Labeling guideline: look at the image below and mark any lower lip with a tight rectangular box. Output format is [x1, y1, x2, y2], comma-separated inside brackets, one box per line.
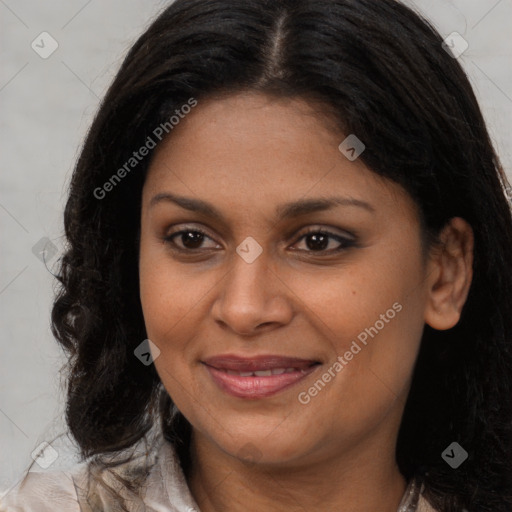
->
[203, 364, 320, 399]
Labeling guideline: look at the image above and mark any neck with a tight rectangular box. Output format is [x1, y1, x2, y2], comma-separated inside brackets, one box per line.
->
[186, 432, 408, 512]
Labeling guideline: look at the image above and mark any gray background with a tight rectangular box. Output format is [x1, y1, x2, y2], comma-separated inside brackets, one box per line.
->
[1, 0, 511, 494]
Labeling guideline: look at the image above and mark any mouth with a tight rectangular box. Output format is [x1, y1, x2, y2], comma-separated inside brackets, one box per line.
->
[202, 355, 321, 399]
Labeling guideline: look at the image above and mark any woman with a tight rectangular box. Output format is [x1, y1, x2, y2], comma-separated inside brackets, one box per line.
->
[2, 0, 511, 511]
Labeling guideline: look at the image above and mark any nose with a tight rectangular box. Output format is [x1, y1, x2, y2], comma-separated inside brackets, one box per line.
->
[210, 249, 294, 337]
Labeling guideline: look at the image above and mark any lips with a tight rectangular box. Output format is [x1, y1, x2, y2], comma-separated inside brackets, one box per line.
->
[203, 355, 318, 372]
[202, 355, 320, 399]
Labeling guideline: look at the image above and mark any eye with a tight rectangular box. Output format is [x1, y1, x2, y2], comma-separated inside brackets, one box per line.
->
[291, 228, 356, 254]
[163, 225, 356, 255]
[164, 226, 219, 251]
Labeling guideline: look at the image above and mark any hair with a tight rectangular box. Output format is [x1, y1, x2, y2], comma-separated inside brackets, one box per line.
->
[47, 0, 512, 510]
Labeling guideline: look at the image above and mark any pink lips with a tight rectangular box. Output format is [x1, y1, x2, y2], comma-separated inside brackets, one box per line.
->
[202, 355, 320, 399]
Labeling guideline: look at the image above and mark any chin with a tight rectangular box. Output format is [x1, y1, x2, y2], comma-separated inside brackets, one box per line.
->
[210, 426, 313, 466]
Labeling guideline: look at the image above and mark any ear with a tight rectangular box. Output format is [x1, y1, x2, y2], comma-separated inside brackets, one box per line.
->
[424, 217, 474, 330]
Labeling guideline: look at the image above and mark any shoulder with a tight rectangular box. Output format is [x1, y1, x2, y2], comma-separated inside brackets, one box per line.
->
[417, 491, 441, 512]
[400, 478, 442, 512]
[0, 466, 87, 512]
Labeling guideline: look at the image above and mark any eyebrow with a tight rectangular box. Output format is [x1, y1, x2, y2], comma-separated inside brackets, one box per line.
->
[149, 192, 375, 221]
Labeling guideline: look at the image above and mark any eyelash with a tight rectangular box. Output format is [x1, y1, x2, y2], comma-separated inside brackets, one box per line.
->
[163, 225, 356, 255]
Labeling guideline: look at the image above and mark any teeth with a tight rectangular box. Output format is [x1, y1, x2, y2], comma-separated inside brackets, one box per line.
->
[222, 367, 301, 376]
[254, 370, 272, 377]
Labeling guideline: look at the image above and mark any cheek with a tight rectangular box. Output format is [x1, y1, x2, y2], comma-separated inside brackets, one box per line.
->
[138, 245, 220, 402]
[139, 251, 200, 400]
[295, 233, 425, 394]
[139, 241, 207, 343]
[287, 246, 422, 347]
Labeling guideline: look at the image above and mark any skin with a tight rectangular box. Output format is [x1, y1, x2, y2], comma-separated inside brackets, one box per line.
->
[139, 91, 474, 512]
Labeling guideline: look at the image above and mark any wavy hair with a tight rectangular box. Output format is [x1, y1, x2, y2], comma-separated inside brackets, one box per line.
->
[49, 0, 512, 510]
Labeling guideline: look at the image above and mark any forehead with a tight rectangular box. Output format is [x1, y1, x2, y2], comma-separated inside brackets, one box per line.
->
[142, 92, 415, 221]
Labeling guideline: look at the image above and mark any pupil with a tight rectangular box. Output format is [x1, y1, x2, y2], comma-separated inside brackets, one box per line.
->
[182, 231, 204, 249]
[307, 233, 328, 251]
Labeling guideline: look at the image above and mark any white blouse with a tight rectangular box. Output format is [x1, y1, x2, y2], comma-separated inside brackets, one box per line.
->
[1, 437, 439, 512]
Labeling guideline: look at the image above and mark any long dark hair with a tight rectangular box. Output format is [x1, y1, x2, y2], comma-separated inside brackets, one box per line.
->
[49, 0, 512, 510]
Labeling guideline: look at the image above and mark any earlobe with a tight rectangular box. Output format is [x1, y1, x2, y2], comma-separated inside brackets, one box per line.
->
[424, 217, 474, 331]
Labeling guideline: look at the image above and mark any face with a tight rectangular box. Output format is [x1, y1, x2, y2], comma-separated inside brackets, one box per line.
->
[139, 92, 433, 467]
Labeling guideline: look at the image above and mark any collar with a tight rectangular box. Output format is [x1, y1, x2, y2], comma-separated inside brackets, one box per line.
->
[144, 439, 436, 512]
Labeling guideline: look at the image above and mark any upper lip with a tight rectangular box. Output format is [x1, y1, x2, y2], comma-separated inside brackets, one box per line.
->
[202, 355, 320, 372]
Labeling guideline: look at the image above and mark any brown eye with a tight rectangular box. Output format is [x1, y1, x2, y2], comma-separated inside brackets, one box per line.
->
[179, 231, 204, 249]
[292, 229, 355, 253]
[164, 227, 219, 251]
[163, 226, 355, 256]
